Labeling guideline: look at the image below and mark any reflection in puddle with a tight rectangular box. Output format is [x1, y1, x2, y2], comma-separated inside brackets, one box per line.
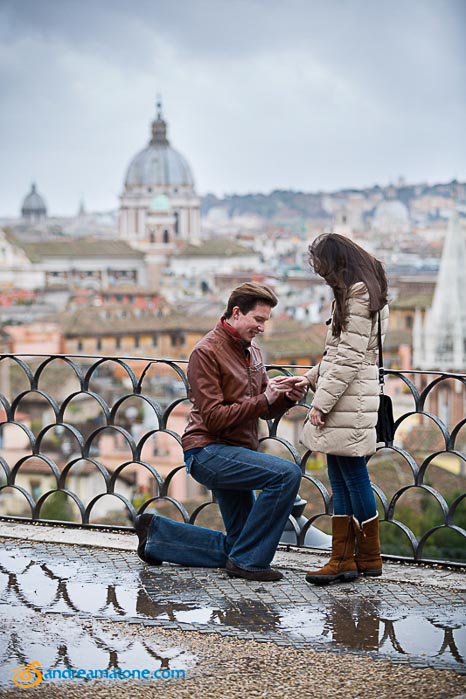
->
[0, 543, 465, 682]
[0, 607, 195, 688]
[279, 600, 381, 650]
[279, 600, 466, 668]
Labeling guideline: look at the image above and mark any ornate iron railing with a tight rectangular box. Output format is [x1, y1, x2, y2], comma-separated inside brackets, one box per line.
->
[0, 353, 465, 565]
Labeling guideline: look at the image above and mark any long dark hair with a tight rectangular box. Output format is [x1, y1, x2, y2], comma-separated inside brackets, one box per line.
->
[308, 233, 388, 336]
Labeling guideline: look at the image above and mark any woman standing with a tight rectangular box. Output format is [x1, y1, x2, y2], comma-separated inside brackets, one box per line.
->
[301, 233, 389, 585]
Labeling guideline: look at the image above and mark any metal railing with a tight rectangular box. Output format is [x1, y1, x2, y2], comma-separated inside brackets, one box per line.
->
[0, 353, 465, 565]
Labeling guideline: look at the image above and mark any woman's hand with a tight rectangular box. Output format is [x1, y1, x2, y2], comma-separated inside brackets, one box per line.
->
[309, 406, 326, 426]
[285, 376, 309, 401]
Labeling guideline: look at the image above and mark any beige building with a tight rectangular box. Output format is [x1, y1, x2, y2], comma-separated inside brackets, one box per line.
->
[62, 305, 216, 360]
[166, 239, 261, 295]
[119, 100, 201, 287]
[0, 233, 147, 291]
[0, 228, 42, 289]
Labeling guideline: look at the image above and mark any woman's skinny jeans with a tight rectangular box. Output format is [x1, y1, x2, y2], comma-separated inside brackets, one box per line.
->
[327, 454, 377, 523]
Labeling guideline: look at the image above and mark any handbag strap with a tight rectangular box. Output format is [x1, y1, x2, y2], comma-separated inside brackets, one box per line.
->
[377, 312, 385, 391]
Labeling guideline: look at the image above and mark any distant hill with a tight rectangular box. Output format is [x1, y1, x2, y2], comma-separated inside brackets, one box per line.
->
[201, 180, 465, 221]
[201, 190, 330, 220]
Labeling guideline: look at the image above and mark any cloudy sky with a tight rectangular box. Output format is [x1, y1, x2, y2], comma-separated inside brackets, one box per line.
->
[0, 0, 465, 216]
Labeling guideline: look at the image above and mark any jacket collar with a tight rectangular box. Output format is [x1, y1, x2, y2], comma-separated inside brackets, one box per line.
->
[219, 317, 251, 344]
[218, 318, 252, 362]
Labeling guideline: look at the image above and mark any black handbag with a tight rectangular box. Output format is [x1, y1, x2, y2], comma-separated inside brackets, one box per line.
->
[376, 313, 395, 444]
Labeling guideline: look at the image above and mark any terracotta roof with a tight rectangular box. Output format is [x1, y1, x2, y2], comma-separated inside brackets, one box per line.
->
[391, 292, 433, 310]
[178, 240, 255, 257]
[63, 308, 217, 337]
[20, 238, 145, 261]
[384, 328, 413, 348]
[259, 321, 327, 360]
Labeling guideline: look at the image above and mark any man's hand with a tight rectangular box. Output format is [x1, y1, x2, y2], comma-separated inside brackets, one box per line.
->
[265, 376, 308, 403]
[264, 376, 293, 403]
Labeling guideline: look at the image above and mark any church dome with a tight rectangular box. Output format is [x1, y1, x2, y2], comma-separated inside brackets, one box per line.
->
[21, 183, 47, 220]
[124, 103, 194, 189]
[373, 199, 410, 234]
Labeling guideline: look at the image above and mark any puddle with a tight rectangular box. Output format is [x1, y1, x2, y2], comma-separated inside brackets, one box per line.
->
[278, 601, 466, 667]
[0, 607, 196, 689]
[0, 542, 465, 681]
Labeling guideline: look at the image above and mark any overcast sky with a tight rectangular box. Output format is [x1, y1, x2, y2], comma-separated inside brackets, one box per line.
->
[0, 0, 465, 216]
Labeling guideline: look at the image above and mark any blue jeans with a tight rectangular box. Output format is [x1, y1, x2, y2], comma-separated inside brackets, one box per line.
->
[144, 444, 302, 571]
[327, 454, 377, 523]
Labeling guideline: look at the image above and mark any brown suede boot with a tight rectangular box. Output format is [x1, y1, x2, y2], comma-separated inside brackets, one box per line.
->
[305, 515, 359, 586]
[353, 514, 382, 577]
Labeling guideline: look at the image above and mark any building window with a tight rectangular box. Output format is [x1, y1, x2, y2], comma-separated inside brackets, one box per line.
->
[134, 336, 140, 348]
[96, 339, 102, 351]
[77, 340, 83, 352]
[152, 335, 158, 347]
[116, 337, 121, 350]
[163, 230, 170, 244]
[169, 333, 185, 348]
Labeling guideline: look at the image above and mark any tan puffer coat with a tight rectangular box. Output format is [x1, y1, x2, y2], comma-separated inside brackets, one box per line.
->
[300, 282, 389, 457]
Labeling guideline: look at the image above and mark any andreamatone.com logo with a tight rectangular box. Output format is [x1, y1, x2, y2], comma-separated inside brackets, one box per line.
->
[11, 661, 186, 689]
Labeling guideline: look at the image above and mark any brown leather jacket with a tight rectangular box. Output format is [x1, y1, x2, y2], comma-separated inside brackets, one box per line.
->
[182, 322, 292, 451]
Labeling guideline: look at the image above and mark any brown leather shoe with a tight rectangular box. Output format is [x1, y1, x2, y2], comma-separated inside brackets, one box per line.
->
[225, 559, 283, 581]
[134, 514, 162, 565]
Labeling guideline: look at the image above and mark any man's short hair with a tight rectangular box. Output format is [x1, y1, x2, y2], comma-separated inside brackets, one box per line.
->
[224, 282, 278, 318]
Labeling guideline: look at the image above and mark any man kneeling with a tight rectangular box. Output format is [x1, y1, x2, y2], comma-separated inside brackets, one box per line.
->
[135, 282, 307, 581]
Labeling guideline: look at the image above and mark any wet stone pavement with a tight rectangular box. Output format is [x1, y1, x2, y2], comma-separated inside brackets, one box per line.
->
[0, 524, 465, 698]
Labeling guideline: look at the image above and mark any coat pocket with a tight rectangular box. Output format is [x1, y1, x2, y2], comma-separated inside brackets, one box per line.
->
[299, 417, 313, 449]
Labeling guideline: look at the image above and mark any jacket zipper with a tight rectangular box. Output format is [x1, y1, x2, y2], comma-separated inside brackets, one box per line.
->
[246, 364, 252, 396]
[243, 347, 252, 396]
